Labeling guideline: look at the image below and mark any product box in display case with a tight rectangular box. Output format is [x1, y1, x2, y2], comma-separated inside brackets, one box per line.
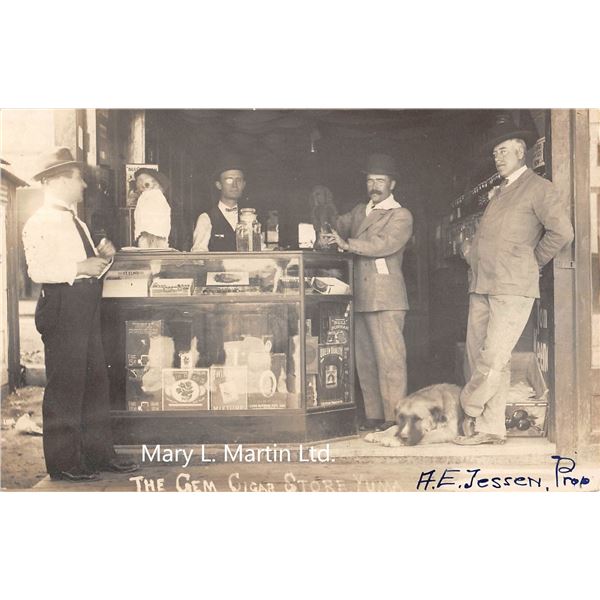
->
[309, 276, 350, 295]
[325, 316, 350, 345]
[317, 344, 350, 405]
[210, 366, 248, 410]
[247, 353, 288, 409]
[126, 368, 162, 412]
[305, 335, 319, 374]
[103, 268, 152, 297]
[126, 320, 164, 368]
[162, 368, 210, 410]
[150, 278, 195, 297]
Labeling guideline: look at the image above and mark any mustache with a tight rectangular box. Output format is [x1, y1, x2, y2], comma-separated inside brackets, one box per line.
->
[369, 190, 382, 196]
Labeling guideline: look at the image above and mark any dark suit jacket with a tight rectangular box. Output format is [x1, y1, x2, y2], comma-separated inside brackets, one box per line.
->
[336, 203, 413, 312]
[468, 168, 574, 298]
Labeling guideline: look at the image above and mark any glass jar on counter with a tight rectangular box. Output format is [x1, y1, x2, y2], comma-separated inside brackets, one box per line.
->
[236, 208, 262, 252]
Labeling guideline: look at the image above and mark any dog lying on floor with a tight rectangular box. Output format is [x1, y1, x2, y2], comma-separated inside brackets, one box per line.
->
[364, 383, 463, 446]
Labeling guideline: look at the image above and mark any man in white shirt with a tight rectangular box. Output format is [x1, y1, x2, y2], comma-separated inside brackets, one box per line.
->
[455, 117, 574, 445]
[22, 147, 138, 481]
[322, 154, 413, 432]
[191, 154, 246, 252]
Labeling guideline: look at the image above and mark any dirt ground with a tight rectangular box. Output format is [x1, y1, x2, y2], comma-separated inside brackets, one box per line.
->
[1, 386, 46, 490]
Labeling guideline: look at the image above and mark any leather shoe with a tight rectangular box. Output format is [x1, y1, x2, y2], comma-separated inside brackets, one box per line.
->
[102, 459, 140, 473]
[453, 432, 506, 446]
[51, 471, 101, 482]
[359, 419, 382, 432]
[375, 421, 396, 432]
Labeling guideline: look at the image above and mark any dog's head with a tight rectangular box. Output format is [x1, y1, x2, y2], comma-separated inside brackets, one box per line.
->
[395, 401, 448, 446]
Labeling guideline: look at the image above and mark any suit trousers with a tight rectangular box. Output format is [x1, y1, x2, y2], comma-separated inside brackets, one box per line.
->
[461, 293, 535, 436]
[355, 310, 407, 422]
[36, 279, 115, 475]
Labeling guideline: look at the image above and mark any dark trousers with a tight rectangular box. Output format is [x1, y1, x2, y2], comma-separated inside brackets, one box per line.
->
[36, 279, 115, 475]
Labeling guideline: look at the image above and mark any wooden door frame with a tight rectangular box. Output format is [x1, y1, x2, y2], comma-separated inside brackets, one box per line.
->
[552, 109, 600, 460]
[573, 109, 600, 459]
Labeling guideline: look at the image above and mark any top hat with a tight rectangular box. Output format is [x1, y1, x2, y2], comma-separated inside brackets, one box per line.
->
[481, 115, 538, 156]
[363, 153, 400, 178]
[133, 167, 171, 193]
[212, 152, 246, 181]
[32, 147, 83, 181]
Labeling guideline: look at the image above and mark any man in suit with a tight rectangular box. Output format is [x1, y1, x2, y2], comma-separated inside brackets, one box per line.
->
[323, 153, 413, 431]
[192, 153, 246, 251]
[455, 117, 574, 445]
[22, 147, 139, 481]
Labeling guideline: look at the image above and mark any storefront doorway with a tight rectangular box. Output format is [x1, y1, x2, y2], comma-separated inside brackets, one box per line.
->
[8, 108, 593, 455]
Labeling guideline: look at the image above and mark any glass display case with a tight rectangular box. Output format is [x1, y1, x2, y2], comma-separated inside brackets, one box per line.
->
[101, 250, 355, 443]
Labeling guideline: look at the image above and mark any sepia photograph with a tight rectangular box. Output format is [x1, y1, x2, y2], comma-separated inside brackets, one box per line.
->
[1, 107, 598, 493]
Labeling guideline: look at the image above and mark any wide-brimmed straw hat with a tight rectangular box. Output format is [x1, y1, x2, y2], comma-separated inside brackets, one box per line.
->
[32, 147, 83, 181]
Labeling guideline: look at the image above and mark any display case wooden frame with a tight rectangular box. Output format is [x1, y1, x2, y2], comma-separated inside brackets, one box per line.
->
[101, 250, 355, 444]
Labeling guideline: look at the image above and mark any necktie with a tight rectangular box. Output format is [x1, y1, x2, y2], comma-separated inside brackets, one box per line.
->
[52, 205, 96, 258]
[225, 206, 238, 212]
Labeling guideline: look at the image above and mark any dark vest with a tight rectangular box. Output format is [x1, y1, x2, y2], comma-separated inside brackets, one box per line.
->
[208, 205, 237, 252]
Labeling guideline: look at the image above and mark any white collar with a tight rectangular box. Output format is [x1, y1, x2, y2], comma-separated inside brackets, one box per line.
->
[366, 194, 400, 213]
[218, 200, 239, 213]
[43, 191, 76, 212]
[505, 165, 528, 187]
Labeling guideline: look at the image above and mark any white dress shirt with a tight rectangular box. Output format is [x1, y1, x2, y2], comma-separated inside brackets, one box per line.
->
[192, 201, 239, 251]
[134, 188, 171, 242]
[365, 193, 401, 216]
[22, 194, 98, 285]
[504, 164, 528, 187]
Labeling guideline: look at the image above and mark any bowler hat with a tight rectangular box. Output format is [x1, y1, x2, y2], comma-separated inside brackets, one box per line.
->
[33, 147, 82, 181]
[363, 153, 400, 178]
[133, 167, 171, 193]
[212, 152, 246, 181]
[481, 116, 538, 156]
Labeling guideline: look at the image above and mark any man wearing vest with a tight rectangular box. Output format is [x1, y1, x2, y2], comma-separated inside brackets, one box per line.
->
[22, 147, 139, 481]
[192, 153, 246, 251]
[455, 117, 574, 445]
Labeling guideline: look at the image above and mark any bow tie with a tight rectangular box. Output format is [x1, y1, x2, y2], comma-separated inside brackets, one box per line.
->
[224, 206, 238, 212]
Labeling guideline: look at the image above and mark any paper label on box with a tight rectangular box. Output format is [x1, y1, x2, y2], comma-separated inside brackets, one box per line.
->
[162, 369, 210, 410]
[126, 321, 163, 367]
[210, 366, 248, 410]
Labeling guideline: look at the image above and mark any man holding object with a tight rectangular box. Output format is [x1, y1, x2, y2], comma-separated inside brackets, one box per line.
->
[322, 153, 413, 431]
[22, 147, 138, 481]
